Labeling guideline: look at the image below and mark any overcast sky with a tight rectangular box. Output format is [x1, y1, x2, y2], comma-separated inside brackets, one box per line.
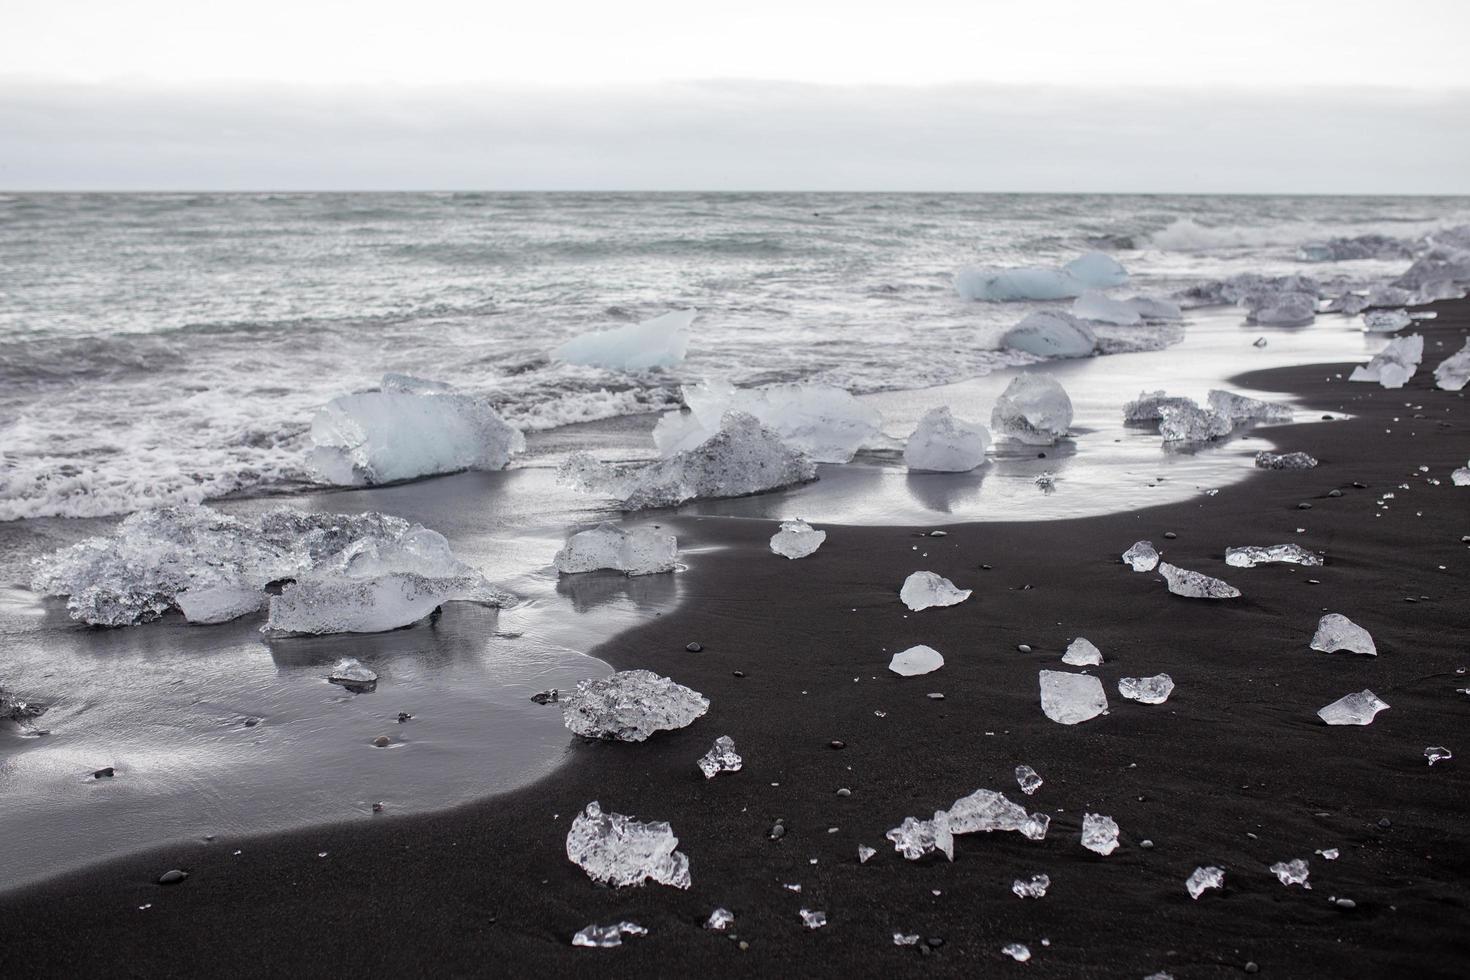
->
[4, 0, 1469, 192]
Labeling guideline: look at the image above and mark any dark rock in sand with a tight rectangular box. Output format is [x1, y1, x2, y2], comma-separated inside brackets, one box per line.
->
[92, 767, 114, 779]
[157, 870, 188, 885]
[685, 642, 703, 652]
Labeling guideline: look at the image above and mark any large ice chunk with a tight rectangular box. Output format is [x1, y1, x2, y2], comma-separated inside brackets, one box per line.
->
[1363, 309, 1412, 333]
[956, 266, 1082, 302]
[1206, 390, 1292, 424]
[1065, 252, 1129, 288]
[1158, 562, 1240, 599]
[1349, 334, 1423, 389]
[1158, 404, 1233, 446]
[1063, 637, 1103, 666]
[947, 788, 1049, 839]
[1225, 544, 1323, 568]
[1124, 295, 1184, 321]
[1311, 614, 1376, 656]
[652, 380, 881, 463]
[1081, 813, 1120, 855]
[1434, 339, 1470, 391]
[560, 412, 817, 510]
[886, 810, 955, 861]
[991, 373, 1073, 445]
[553, 523, 677, 576]
[565, 801, 691, 889]
[1245, 291, 1316, 327]
[1072, 290, 1141, 326]
[889, 644, 945, 676]
[770, 519, 826, 559]
[900, 571, 971, 611]
[561, 669, 709, 742]
[1296, 234, 1411, 262]
[903, 406, 990, 472]
[1000, 311, 1098, 358]
[1122, 540, 1160, 572]
[307, 384, 524, 486]
[551, 309, 695, 370]
[1118, 674, 1174, 704]
[1123, 392, 1198, 423]
[1317, 689, 1389, 725]
[1039, 670, 1108, 724]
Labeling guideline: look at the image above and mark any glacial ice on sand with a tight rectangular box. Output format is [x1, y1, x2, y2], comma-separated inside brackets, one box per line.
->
[1039, 670, 1109, 725]
[1066, 252, 1130, 288]
[705, 908, 735, 931]
[1317, 690, 1389, 726]
[1363, 309, 1412, 333]
[1206, 389, 1292, 424]
[551, 309, 695, 371]
[1349, 334, 1423, 389]
[1081, 813, 1120, 855]
[1123, 391, 1198, 423]
[566, 801, 691, 889]
[1245, 291, 1317, 327]
[1063, 637, 1103, 666]
[1158, 562, 1240, 599]
[1434, 339, 1470, 390]
[903, 406, 990, 472]
[991, 373, 1073, 445]
[899, 571, 971, 611]
[697, 735, 742, 778]
[956, 252, 1127, 301]
[1012, 874, 1050, 899]
[1425, 746, 1452, 766]
[1270, 859, 1311, 888]
[1158, 404, 1233, 446]
[947, 788, 1050, 839]
[889, 645, 945, 677]
[1002, 943, 1032, 963]
[999, 311, 1098, 358]
[561, 669, 709, 742]
[1186, 866, 1225, 899]
[572, 921, 648, 948]
[553, 523, 678, 576]
[1122, 540, 1160, 572]
[1255, 450, 1318, 470]
[651, 380, 882, 463]
[799, 909, 827, 930]
[1310, 614, 1376, 656]
[1118, 674, 1174, 704]
[560, 412, 817, 510]
[886, 811, 955, 861]
[1455, 467, 1470, 486]
[770, 519, 826, 559]
[1015, 764, 1043, 795]
[1225, 544, 1323, 568]
[327, 658, 377, 690]
[1072, 290, 1141, 326]
[307, 382, 524, 486]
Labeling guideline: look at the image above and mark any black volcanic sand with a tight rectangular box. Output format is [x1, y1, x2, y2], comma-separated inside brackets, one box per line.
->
[4, 301, 1469, 979]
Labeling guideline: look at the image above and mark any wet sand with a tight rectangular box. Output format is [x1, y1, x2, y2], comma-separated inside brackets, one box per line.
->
[3, 301, 1469, 977]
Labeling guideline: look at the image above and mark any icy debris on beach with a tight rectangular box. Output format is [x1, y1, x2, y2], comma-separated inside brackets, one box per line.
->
[552, 309, 694, 371]
[904, 406, 990, 472]
[1425, 746, 1452, 766]
[1207, 389, 1292, 424]
[652, 380, 882, 463]
[1063, 637, 1103, 666]
[1039, 670, 1109, 725]
[1255, 450, 1318, 470]
[1066, 252, 1130, 288]
[307, 379, 524, 486]
[1186, 866, 1225, 900]
[948, 788, 1050, 839]
[1455, 467, 1470, 486]
[999, 311, 1099, 359]
[889, 645, 945, 677]
[1123, 391, 1198, 424]
[554, 523, 677, 576]
[992, 373, 1073, 445]
[566, 801, 691, 889]
[1349, 334, 1424, 389]
[1072, 290, 1140, 325]
[1245, 290, 1317, 327]
[1118, 674, 1174, 704]
[1158, 562, 1240, 599]
[697, 735, 743, 778]
[705, 908, 735, 931]
[1, 687, 47, 724]
[770, 519, 826, 559]
[1434, 339, 1470, 391]
[1012, 874, 1050, 899]
[1001, 943, 1032, 963]
[886, 811, 955, 861]
[1297, 234, 1413, 263]
[1317, 690, 1389, 726]
[899, 571, 971, 611]
[561, 669, 709, 742]
[1158, 404, 1233, 447]
[327, 658, 377, 690]
[1270, 859, 1311, 889]
[1179, 273, 1321, 309]
[1323, 291, 1370, 315]
[799, 909, 827, 930]
[1311, 614, 1376, 656]
[572, 921, 647, 948]
[1122, 540, 1160, 572]
[560, 412, 817, 510]
[1225, 544, 1323, 568]
[1081, 813, 1120, 855]
[955, 251, 1126, 303]
[1015, 764, 1043, 796]
[1363, 309, 1413, 333]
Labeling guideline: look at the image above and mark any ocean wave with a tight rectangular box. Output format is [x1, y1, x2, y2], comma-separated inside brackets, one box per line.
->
[1148, 216, 1466, 253]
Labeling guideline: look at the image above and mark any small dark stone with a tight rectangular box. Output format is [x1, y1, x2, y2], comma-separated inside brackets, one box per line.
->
[1163, 531, 1178, 539]
[830, 740, 846, 750]
[157, 869, 188, 885]
[732, 670, 745, 678]
[243, 717, 260, 728]
[1328, 489, 1342, 497]
[1297, 502, 1312, 510]
[686, 642, 704, 653]
[372, 735, 391, 748]
[372, 802, 385, 813]
[1037, 452, 1046, 459]
[1244, 962, 1259, 974]
[1378, 818, 1392, 829]
[926, 937, 944, 948]
[1321, 414, 1334, 420]
[529, 690, 558, 705]
[397, 712, 413, 723]
[769, 822, 786, 840]
[92, 767, 115, 779]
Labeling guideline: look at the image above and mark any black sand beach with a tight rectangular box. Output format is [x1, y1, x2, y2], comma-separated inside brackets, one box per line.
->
[3, 301, 1469, 979]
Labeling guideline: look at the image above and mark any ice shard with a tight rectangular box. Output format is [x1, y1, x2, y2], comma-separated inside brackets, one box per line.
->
[999, 311, 1099, 358]
[1011, 874, 1051, 899]
[552, 309, 695, 371]
[886, 810, 955, 861]
[1063, 637, 1103, 666]
[1, 687, 47, 724]
[1349, 334, 1424, 389]
[1118, 674, 1174, 704]
[1310, 614, 1376, 656]
[1317, 690, 1389, 726]
[947, 788, 1049, 840]
[1225, 544, 1323, 568]
[705, 908, 735, 931]
[1425, 746, 1452, 766]
[651, 380, 882, 463]
[1159, 404, 1233, 446]
[799, 909, 828, 930]
[1434, 338, 1470, 391]
[1039, 670, 1109, 725]
[1269, 859, 1311, 888]
[561, 669, 709, 742]
[1186, 866, 1225, 899]
[697, 735, 743, 778]
[1206, 389, 1292, 424]
[571, 921, 648, 948]
[770, 519, 826, 559]
[889, 644, 945, 677]
[1001, 943, 1032, 963]
[554, 523, 678, 576]
[1245, 291, 1316, 327]
[1014, 764, 1043, 795]
[565, 801, 691, 889]
[903, 406, 990, 472]
[327, 658, 377, 690]
[1122, 540, 1160, 572]
[1255, 450, 1318, 470]
[899, 571, 971, 611]
[991, 373, 1074, 445]
[1362, 309, 1412, 333]
[1158, 562, 1240, 599]
[1081, 813, 1120, 855]
[1123, 391, 1199, 424]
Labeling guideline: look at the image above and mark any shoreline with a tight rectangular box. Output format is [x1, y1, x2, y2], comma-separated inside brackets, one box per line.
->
[3, 300, 1469, 976]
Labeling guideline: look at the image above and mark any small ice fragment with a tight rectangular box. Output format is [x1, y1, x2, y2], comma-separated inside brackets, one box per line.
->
[1425, 745, 1452, 766]
[991, 373, 1074, 445]
[552, 309, 694, 370]
[889, 644, 945, 677]
[1207, 389, 1293, 423]
[1255, 450, 1318, 470]
[1012, 874, 1051, 899]
[697, 735, 742, 778]
[1349, 334, 1424, 389]
[1122, 540, 1160, 572]
[886, 810, 955, 861]
[1063, 637, 1103, 666]
[904, 406, 991, 472]
[899, 571, 971, 611]
[1317, 848, 1339, 860]
[1433, 338, 1470, 390]
[1001, 942, 1032, 962]
[1225, 544, 1323, 568]
[565, 801, 691, 888]
[553, 523, 677, 576]
[1158, 562, 1240, 599]
[327, 658, 377, 689]
[947, 788, 1049, 839]
[1317, 689, 1389, 726]
[571, 921, 648, 948]
[1311, 614, 1376, 656]
[893, 933, 921, 946]
[1362, 309, 1412, 333]
[1014, 764, 1043, 796]
[799, 909, 827, 930]
[1123, 391, 1199, 424]
[1040, 670, 1109, 725]
[705, 908, 735, 931]
[561, 669, 709, 742]
[1454, 467, 1470, 486]
[770, 519, 826, 559]
[1081, 813, 1120, 855]
[1158, 404, 1233, 446]
[1186, 866, 1225, 900]
[1270, 858, 1311, 888]
[857, 844, 877, 863]
[1118, 674, 1174, 704]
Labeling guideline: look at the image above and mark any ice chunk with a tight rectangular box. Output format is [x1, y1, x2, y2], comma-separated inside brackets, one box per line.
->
[1322, 291, 1370, 315]
[1158, 404, 1233, 446]
[565, 801, 690, 889]
[552, 309, 694, 370]
[956, 266, 1084, 302]
[1122, 540, 1160, 572]
[1186, 866, 1225, 899]
[1081, 813, 1120, 855]
[1011, 874, 1050, 899]
[174, 584, 267, 625]
[1434, 339, 1470, 391]
[1014, 764, 1043, 796]
[889, 644, 945, 677]
[1393, 246, 1470, 294]
[1118, 674, 1174, 704]
[561, 669, 709, 742]
[652, 380, 882, 463]
[857, 844, 877, 863]
[1255, 450, 1318, 470]
[1363, 309, 1412, 333]
[1125, 296, 1184, 321]
[900, 571, 971, 611]
[1270, 858, 1311, 888]
[1158, 562, 1240, 599]
[903, 406, 990, 472]
[1123, 391, 1198, 423]
[798, 909, 828, 930]
[1317, 689, 1389, 726]
[1455, 467, 1470, 486]
[1349, 334, 1423, 389]
[553, 523, 677, 576]
[1039, 670, 1108, 725]
[1425, 746, 1452, 766]
[1001, 943, 1032, 963]
[770, 519, 826, 559]
[991, 373, 1073, 445]
[705, 908, 735, 931]
[327, 658, 377, 690]
[1310, 614, 1376, 656]
[893, 933, 921, 946]
[1207, 389, 1292, 424]
[307, 386, 524, 486]
[886, 810, 955, 861]
[1063, 637, 1103, 666]
[1000, 311, 1098, 358]
[1225, 544, 1323, 568]
[1, 687, 47, 724]
[1072, 290, 1141, 326]
[1065, 251, 1129, 288]
[947, 788, 1049, 839]
[571, 921, 648, 948]
[561, 412, 817, 510]
[1296, 234, 1411, 262]
[1245, 291, 1316, 327]
[697, 735, 742, 778]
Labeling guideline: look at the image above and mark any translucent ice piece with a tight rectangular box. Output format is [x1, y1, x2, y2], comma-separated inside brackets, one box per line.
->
[957, 266, 1086, 303]
[571, 921, 648, 948]
[1123, 391, 1198, 423]
[327, 658, 377, 689]
[1081, 812, 1120, 855]
[889, 644, 945, 677]
[652, 380, 882, 463]
[1310, 614, 1376, 656]
[1425, 746, 1452, 766]
[1, 687, 47, 723]
[903, 406, 991, 472]
[174, 584, 268, 625]
[561, 669, 709, 742]
[991, 373, 1074, 445]
[1349, 334, 1424, 389]
[1362, 309, 1412, 333]
[770, 519, 826, 559]
[857, 844, 877, 863]
[1001, 943, 1032, 962]
[886, 810, 955, 861]
[1158, 562, 1240, 599]
[554, 523, 678, 576]
[1225, 544, 1323, 568]
[1206, 389, 1292, 423]
[552, 309, 695, 371]
[1270, 858, 1311, 888]
[1066, 251, 1129, 288]
[799, 909, 827, 930]
[893, 933, 921, 946]
[1063, 637, 1103, 666]
[1158, 404, 1233, 446]
[1072, 290, 1141, 326]
[1118, 674, 1174, 704]
[899, 571, 971, 611]
[1255, 450, 1318, 470]
[1434, 338, 1470, 391]
[1455, 467, 1470, 486]
[1186, 866, 1225, 899]
[999, 310, 1098, 358]
[697, 735, 742, 778]
[947, 788, 1049, 840]
[1012, 874, 1050, 899]
[1014, 764, 1043, 796]
[1245, 290, 1316, 327]
[1040, 670, 1108, 724]
[1122, 540, 1160, 572]
[1125, 295, 1184, 321]
[1317, 689, 1389, 726]
[565, 801, 690, 888]
[705, 908, 735, 931]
